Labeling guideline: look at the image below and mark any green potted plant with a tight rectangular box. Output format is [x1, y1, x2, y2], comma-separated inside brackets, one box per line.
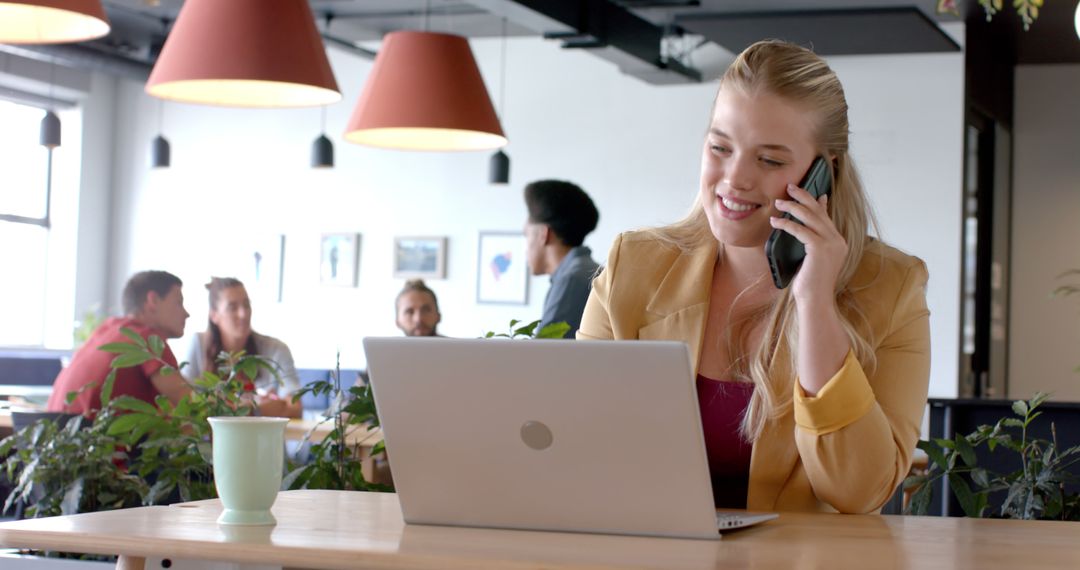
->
[1, 328, 272, 517]
[904, 392, 1080, 520]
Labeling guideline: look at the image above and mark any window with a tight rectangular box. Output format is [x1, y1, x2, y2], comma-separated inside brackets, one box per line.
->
[0, 98, 53, 346]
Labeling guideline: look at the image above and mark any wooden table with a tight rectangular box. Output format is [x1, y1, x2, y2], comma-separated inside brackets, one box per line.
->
[0, 490, 1077, 570]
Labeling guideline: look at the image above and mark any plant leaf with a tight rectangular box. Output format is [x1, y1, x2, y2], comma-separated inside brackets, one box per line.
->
[971, 468, 990, 489]
[106, 413, 146, 437]
[98, 342, 145, 354]
[1029, 392, 1050, 410]
[918, 440, 949, 470]
[148, 335, 165, 357]
[110, 396, 160, 415]
[948, 473, 984, 518]
[100, 369, 117, 405]
[60, 477, 85, 515]
[1012, 400, 1029, 417]
[119, 327, 148, 346]
[906, 479, 934, 516]
[536, 321, 571, 339]
[111, 352, 155, 368]
[955, 434, 977, 467]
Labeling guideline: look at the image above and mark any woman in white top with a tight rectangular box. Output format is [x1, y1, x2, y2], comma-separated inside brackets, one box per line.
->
[185, 277, 301, 418]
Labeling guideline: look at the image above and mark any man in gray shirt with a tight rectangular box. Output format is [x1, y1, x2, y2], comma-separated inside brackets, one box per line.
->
[523, 179, 601, 338]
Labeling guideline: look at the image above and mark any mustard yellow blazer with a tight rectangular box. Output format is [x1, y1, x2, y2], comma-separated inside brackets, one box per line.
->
[578, 230, 931, 514]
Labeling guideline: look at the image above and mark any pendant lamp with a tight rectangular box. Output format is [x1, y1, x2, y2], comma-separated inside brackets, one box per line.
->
[489, 150, 510, 184]
[39, 109, 60, 148]
[1075, 1, 1079, 40]
[344, 30, 507, 151]
[312, 106, 334, 168]
[39, 61, 60, 148]
[146, 0, 340, 108]
[151, 135, 170, 168]
[489, 18, 510, 184]
[0, 0, 110, 44]
[150, 100, 170, 168]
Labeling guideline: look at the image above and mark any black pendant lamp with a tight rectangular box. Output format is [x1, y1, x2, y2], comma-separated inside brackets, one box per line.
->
[151, 99, 170, 168]
[151, 135, 171, 168]
[40, 110, 60, 148]
[310, 13, 334, 169]
[488, 18, 510, 184]
[40, 61, 60, 148]
[312, 105, 334, 168]
[489, 149, 509, 184]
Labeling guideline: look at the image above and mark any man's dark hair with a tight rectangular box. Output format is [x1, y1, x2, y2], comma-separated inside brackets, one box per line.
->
[122, 270, 182, 315]
[524, 179, 599, 247]
[395, 279, 440, 314]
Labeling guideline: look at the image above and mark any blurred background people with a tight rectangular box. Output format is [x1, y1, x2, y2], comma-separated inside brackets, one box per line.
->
[395, 279, 442, 337]
[184, 277, 300, 418]
[523, 179, 601, 338]
[48, 270, 190, 415]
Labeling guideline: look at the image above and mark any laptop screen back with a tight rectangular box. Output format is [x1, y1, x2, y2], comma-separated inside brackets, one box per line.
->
[363, 337, 724, 539]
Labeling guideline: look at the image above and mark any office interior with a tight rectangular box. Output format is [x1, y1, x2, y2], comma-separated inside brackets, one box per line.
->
[1, 0, 1079, 522]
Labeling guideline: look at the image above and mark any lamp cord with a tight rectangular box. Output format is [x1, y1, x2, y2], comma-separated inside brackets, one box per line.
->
[322, 11, 333, 136]
[499, 17, 507, 119]
[48, 59, 55, 111]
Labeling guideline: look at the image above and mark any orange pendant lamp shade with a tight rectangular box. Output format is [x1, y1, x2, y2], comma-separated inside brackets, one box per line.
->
[0, 0, 109, 44]
[345, 31, 507, 151]
[146, 0, 339, 108]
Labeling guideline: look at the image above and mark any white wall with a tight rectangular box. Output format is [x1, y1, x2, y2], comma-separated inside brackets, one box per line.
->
[1009, 64, 1080, 401]
[72, 72, 116, 325]
[830, 48, 965, 398]
[99, 35, 963, 392]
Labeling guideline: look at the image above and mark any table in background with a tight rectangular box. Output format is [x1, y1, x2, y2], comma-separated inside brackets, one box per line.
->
[0, 489, 1078, 570]
[0, 412, 380, 447]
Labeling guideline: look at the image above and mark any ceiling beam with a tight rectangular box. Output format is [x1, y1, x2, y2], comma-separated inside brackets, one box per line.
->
[469, 0, 702, 84]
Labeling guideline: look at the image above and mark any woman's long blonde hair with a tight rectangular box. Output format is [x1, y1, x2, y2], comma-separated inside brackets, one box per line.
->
[653, 40, 880, 441]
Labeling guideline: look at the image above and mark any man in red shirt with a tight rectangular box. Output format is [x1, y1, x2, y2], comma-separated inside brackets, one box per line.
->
[47, 270, 192, 415]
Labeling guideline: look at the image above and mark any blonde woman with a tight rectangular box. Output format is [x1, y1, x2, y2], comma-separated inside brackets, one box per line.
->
[578, 40, 930, 514]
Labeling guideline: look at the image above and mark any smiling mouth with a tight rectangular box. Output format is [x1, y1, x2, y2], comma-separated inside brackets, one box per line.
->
[720, 196, 761, 213]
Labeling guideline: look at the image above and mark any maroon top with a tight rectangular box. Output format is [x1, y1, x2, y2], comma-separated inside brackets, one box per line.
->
[696, 374, 754, 509]
[47, 317, 177, 416]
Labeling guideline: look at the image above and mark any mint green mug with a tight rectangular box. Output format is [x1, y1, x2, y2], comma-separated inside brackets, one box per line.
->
[208, 417, 289, 525]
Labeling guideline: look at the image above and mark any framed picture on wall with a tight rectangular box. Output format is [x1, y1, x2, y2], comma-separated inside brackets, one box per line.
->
[251, 234, 286, 303]
[320, 233, 360, 287]
[393, 236, 447, 279]
[476, 231, 529, 305]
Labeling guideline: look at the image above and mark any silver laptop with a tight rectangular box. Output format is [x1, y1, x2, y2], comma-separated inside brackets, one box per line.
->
[363, 337, 778, 540]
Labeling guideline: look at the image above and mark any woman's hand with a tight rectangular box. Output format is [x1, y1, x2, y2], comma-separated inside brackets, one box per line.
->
[769, 183, 850, 396]
[769, 184, 848, 303]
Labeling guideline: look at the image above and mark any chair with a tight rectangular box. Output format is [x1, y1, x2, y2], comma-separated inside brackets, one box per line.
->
[297, 369, 331, 415]
[10, 409, 81, 433]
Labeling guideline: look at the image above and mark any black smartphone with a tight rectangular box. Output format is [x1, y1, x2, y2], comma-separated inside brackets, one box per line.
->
[765, 157, 833, 289]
